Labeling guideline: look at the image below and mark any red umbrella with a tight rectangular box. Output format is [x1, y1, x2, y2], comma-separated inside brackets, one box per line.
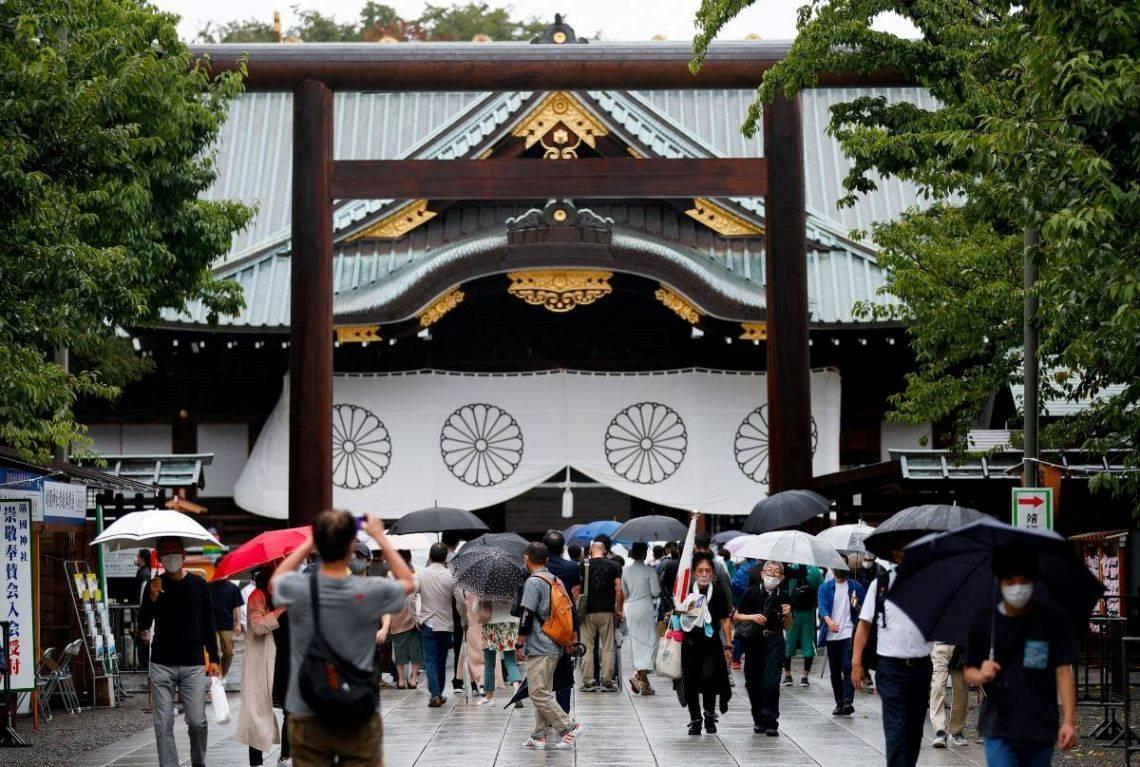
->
[212, 526, 311, 581]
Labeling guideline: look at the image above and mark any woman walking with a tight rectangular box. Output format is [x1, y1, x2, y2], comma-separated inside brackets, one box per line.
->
[480, 598, 523, 705]
[236, 566, 291, 767]
[382, 550, 422, 689]
[623, 542, 661, 695]
[678, 553, 734, 735]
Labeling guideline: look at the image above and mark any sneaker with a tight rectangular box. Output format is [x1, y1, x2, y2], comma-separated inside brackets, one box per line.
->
[799, 677, 810, 687]
[781, 674, 794, 686]
[600, 681, 618, 693]
[277, 760, 291, 767]
[765, 728, 779, 737]
[932, 730, 948, 749]
[555, 722, 584, 748]
[522, 737, 547, 750]
[428, 696, 444, 708]
[688, 719, 702, 736]
[478, 697, 495, 706]
[950, 733, 969, 747]
[580, 683, 597, 693]
[831, 704, 844, 716]
[842, 702, 855, 716]
[704, 712, 718, 734]
[452, 678, 463, 691]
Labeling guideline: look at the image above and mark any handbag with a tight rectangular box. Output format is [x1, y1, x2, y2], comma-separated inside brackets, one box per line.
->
[735, 621, 759, 641]
[476, 600, 493, 623]
[655, 627, 683, 680]
[209, 676, 230, 724]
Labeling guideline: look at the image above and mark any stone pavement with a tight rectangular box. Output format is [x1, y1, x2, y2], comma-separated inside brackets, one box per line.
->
[74, 643, 985, 767]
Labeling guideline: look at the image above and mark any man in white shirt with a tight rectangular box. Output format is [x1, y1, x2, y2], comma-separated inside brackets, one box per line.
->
[414, 543, 466, 707]
[817, 568, 866, 716]
[853, 552, 934, 767]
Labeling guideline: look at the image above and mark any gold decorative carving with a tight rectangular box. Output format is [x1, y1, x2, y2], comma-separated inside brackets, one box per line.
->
[507, 270, 613, 313]
[552, 208, 568, 223]
[512, 92, 609, 160]
[627, 147, 644, 159]
[552, 30, 568, 43]
[686, 197, 764, 237]
[336, 325, 382, 343]
[418, 290, 465, 327]
[347, 199, 436, 241]
[655, 286, 702, 324]
[740, 322, 768, 341]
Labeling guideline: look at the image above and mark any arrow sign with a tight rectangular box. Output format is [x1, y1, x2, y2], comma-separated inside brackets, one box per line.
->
[1012, 488, 1053, 530]
[1017, 495, 1045, 508]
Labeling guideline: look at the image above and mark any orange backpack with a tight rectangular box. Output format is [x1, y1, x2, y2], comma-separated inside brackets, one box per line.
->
[531, 572, 574, 647]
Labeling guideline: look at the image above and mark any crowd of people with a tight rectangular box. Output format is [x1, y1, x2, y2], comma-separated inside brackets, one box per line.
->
[135, 517, 1078, 767]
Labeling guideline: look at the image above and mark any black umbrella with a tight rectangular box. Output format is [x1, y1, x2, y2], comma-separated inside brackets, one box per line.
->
[712, 529, 745, 546]
[448, 547, 526, 602]
[388, 506, 489, 535]
[503, 653, 576, 708]
[862, 504, 985, 558]
[612, 515, 688, 544]
[890, 517, 1104, 648]
[463, 532, 529, 558]
[742, 489, 829, 534]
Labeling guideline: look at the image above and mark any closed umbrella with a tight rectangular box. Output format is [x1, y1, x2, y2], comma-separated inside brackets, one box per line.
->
[463, 532, 529, 558]
[91, 509, 220, 550]
[890, 517, 1104, 648]
[742, 490, 829, 534]
[448, 547, 526, 602]
[732, 530, 846, 570]
[567, 520, 621, 546]
[712, 529, 745, 546]
[612, 515, 688, 544]
[212, 526, 310, 580]
[815, 522, 875, 554]
[388, 506, 489, 535]
[862, 504, 985, 558]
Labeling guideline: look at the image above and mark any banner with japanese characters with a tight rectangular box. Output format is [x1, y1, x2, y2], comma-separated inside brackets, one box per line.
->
[1, 499, 34, 691]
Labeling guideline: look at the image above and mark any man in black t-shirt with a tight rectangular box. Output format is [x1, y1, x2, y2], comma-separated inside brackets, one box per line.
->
[208, 576, 245, 679]
[964, 545, 1077, 767]
[579, 541, 623, 692]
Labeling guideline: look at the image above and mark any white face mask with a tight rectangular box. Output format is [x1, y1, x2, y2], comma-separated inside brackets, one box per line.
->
[762, 575, 781, 591]
[160, 554, 183, 574]
[1001, 582, 1034, 609]
[861, 560, 874, 569]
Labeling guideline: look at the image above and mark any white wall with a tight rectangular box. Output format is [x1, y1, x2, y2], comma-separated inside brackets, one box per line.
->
[880, 420, 932, 461]
[84, 423, 173, 455]
[197, 423, 249, 498]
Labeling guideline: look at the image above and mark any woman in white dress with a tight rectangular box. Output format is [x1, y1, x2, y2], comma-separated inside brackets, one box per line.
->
[622, 542, 662, 695]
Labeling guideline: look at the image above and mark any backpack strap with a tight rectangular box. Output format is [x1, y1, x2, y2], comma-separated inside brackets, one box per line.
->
[528, 572, 559, 624]
[308, 570, 324, 638]
[873, 571, 890, 628]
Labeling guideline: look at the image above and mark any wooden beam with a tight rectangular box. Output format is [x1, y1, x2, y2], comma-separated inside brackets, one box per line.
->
[331, 158, 767, 200]
[189, 41, 909, 92]
[763, 91, 813, 493]
[289, 79, 334, 527]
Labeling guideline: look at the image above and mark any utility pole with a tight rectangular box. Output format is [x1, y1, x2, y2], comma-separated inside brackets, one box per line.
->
[1022, 227, 1039, 487]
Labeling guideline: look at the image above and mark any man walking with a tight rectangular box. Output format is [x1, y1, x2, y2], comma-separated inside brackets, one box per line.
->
[736, 561, 793, 736]
[139, 537, 221, 767]
[415, 542, 466, 707]
[853, 547, 934, 767]
[272, 511, 413, 767]
[543, 530, 581, 713]
[782, 563, 822, 686]
[929, 642, 968, 747]
[517, 542, 584, 750]
[209, 575, 245, 681]
[579, 540, 622, 692]
[817, 567, 865, 716]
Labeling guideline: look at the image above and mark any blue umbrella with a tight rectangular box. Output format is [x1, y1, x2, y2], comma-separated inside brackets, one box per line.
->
[568, 520, 621, 546]
[561, 523, 585, 542]
[712, 529, 745, 546]
[890, 517, 1104, 649]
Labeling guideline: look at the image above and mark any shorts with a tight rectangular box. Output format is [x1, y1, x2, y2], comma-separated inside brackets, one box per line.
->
[392, 628, 424, 665]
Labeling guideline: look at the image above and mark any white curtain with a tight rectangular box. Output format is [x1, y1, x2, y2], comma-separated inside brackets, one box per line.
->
[234, 368, 841, 519]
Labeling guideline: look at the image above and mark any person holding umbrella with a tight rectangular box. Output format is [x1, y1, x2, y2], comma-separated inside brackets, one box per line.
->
[963, 544, 1077, 766]
[237, 564, 290, 767]
[735, 560, 793, 736]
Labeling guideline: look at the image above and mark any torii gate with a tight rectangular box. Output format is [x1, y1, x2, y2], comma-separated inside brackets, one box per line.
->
[194, 23, 904, 526]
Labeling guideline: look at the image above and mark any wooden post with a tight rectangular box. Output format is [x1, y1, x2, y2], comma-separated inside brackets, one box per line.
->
[289, 79, 334, 527]
[763, 91, 813, 492]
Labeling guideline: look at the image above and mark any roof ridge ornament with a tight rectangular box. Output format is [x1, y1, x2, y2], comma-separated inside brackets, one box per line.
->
[531, 14, 589, 45]
[506, 200, 613, 246]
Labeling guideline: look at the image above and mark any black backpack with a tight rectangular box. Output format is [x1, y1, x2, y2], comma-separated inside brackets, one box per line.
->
[859, 572, 891, 671]
[789, 566, 818, 610]
[298, 572, 378, 726]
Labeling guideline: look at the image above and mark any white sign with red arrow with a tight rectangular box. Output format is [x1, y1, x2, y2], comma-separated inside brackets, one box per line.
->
[1011, 488, 1053, 530]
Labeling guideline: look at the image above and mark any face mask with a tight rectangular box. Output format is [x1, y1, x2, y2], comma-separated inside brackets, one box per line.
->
[861, 560, 874, 569]
[348, 558, 370, 575]
[762, 575, 781, 590]
[1001, 582, 1034, 609]
[161, 554, 183, 573]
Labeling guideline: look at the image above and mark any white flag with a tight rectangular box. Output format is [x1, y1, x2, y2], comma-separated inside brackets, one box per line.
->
[673, 513, 698, 606]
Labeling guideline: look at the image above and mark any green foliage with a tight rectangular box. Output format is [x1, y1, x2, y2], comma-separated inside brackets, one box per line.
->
[417, 3, 547, 41]
[693, 0, 1140, 498]
[1, 0, 252, 462]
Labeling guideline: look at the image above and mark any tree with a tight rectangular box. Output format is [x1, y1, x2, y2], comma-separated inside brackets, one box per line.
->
[693, 1, 1140, 498]
[195, 18, 276, 44]
[417, 3, 547, 41]
[1, 0, 252, 462]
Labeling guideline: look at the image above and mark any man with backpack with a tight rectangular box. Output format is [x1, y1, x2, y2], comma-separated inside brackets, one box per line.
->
[272, 511, 414, 767]
[516, 542, 585, 751]
[782, 564, 822, 686]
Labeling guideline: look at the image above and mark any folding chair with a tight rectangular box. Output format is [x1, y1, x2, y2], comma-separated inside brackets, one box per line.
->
[49, 640, 83, 714]
[17, 647, 56, 723]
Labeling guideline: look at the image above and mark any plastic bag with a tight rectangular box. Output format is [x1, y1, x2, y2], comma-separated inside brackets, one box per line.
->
[655, 629, 683, 680]
[210, 676, 230, 724]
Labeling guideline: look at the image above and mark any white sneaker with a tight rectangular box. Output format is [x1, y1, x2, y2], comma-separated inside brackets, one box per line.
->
[950, 733, 969, 747]
[522, 737, 547, 750]
[277, 759, 292, 767]
[932, 731, 948, 749]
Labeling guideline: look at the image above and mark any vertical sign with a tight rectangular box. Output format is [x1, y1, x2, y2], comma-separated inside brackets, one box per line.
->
[1, 499, 34, 690]
[1011, 487, 1054, 530]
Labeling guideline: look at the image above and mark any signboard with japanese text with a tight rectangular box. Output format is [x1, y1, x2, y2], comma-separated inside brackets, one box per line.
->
[42, 480, 87, 526]
[1, 499, 34, 691]
[1012, 487, 1054, 530]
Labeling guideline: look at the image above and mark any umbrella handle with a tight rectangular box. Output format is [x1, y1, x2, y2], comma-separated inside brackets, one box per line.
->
[989, 580, 997, 661]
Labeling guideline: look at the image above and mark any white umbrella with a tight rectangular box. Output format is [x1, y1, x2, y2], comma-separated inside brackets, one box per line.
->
[732, 530, 846, 570]
[815, 522, 876, 553]
[356, 531, 435, 551]
[91, 508, 220, 550]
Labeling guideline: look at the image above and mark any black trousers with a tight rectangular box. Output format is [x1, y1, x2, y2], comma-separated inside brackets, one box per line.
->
[743, 634, 785, 730]
[685, 681, 718, 722]
[826, 638, 854, 705]
[877, 656, 933, 767]
[247, 712, 289, 766]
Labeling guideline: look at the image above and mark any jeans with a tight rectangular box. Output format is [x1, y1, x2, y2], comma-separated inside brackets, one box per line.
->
[420, 625, 452, 699]
[984, 737, 1054, 767]
[150, 663, 208, 767]
[732, 634, 744, 663]
[826, 638, 854, 705]
[744, 634, 785, 730]
[483, 647, 521, 692]
[877, 656, 934, 767]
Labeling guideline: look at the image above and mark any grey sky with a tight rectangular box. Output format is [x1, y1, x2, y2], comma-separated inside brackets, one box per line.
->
[152, 0, 917, 43]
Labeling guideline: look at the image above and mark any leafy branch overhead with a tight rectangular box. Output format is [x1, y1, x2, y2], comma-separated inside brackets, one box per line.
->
[693, 0, 1140, 499]
[0, 0, 253, 461]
